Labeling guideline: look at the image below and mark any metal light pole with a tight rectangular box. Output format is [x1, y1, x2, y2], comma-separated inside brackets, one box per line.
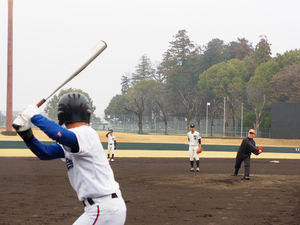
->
[223, 97, 226, 138]
[2, 0, 16, 135]
[206, 102, 210, 137]
[241, 103, 243, 138]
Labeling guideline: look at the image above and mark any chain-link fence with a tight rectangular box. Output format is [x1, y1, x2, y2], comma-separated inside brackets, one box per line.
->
[0, 111, 271, 138]
[91, 114, 271, 138]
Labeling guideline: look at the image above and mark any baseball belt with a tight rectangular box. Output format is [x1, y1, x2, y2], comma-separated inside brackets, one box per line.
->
[83, 193, 118, 206]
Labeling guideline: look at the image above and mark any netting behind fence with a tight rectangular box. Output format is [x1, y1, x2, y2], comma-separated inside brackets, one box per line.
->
[0, 112, 271, 138]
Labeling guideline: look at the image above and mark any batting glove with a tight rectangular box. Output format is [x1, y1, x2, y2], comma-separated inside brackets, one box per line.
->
[21, 105, 40, 120]
[12, 114, 34, 142]
[12, 114, 30, 131]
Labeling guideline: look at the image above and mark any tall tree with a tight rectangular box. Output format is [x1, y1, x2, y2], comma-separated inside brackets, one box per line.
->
[191, 89, 204, 131]
[104, 94, 132, 119]
[201, 38, 226, 71]
[246, 59, 280, 131]
[131, 54, 155, 85]
[244, 35, 272, 81]
[153, 61, 167, 83]
[124, 80, 157, 134]
[162, 30, 201, 129]
[166, 30, 198, 66]
[270, 64, 300, 102]
[199, 59, 247, 129]
[208, 98, 225, 136]
[275, 49, 300, 68]
[154, 83, 172, 135]
[226, 38, 254, 60]
[246, 49, 300, 131]
[157, 51, 174, 80]
[121, 74, 131, 94]
[252, 35, 272, 66]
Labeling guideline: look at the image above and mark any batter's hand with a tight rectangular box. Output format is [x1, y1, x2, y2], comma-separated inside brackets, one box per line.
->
[12, 105, 39, 131]
[12, 114, 30, 132]
[12, 114, 34, 142]
[196, 146, 203, 154]
[21, 105, 40, 120]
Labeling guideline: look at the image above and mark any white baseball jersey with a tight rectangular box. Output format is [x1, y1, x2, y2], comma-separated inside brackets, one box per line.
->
[187, 131, 201, 146]
[107, 134, 116, 145]
[60, 125, 119, 201]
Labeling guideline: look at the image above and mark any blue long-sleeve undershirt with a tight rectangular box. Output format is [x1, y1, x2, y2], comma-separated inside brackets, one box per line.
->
[25, 114, 79, 160]
[26, 137, 65, 160]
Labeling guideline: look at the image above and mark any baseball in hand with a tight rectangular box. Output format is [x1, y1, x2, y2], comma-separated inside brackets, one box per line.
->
[254, 146, 264, 155]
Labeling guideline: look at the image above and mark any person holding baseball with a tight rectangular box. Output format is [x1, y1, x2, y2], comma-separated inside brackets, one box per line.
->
[106, 129, 116, 161]
[12, 92, 126, 225]
[187, 124, 202, 172]
[233, 129, 262, 180]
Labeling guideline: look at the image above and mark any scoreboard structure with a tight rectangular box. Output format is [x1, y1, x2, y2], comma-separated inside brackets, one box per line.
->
[271, 102, 300, 139]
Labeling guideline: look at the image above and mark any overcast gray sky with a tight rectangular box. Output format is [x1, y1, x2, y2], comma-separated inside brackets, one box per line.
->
[1, 0, 300, 115]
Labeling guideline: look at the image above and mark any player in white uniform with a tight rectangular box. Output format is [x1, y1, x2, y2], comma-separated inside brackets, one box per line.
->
[187, 124, 202, 172]
[12, 92, 126, 225]
[106, 129, 116, 161]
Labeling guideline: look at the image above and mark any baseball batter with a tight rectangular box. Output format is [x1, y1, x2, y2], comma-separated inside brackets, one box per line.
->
[12, 92, 126, 225]
[106, 129, 116, 161]
[187, 124, 202, 172]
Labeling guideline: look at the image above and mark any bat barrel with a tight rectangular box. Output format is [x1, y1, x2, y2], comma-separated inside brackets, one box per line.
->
[38, 40, 107, 106]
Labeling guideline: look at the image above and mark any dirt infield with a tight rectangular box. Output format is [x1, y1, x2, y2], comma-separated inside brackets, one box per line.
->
[1, 157, 300, 225]
[1, 129, 300, 224]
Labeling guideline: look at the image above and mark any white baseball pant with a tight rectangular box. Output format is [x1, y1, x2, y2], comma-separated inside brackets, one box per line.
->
[189, 145, 199, 161]
[107, 143, 115, 154]
[73, 190, 126, 225]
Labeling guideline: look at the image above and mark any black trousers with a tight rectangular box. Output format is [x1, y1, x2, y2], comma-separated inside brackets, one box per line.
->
[234, 154, 250, 176]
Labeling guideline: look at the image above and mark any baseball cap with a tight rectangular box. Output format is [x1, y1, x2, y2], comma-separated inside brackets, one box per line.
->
[190, 124, 195, 128]
[248, 129, 255, 134]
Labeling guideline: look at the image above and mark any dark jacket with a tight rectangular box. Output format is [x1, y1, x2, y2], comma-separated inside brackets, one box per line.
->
[237, 137, 259, 156]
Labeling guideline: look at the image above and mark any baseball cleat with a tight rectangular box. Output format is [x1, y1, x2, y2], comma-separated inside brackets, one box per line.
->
[111, 159, 114, 162]
[243, 175, 250, 180]
[107, 158, 110, 161]
[190, 168, 195, 172]
[196, 168, 200, 172]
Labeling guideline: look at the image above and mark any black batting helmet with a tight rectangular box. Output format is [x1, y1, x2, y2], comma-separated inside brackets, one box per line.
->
[57, 92, 91, 125]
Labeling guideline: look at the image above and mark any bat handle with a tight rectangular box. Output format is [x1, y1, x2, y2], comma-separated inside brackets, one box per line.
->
[36, 99, 46, 108]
